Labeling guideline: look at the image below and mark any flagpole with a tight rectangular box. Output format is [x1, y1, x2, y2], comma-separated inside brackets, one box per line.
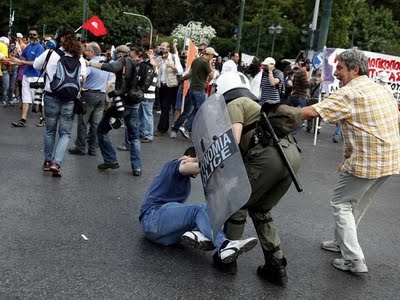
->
[8, 0, 13, 36]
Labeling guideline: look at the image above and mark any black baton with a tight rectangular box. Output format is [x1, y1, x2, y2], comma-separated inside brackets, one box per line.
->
[260, 112, 303, 192]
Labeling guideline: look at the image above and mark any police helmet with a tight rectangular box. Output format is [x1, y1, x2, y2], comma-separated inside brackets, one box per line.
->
[216, 71, 258, 103]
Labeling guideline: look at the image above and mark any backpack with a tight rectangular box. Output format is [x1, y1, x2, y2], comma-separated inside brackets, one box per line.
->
[121, 58, 144, 105]
[136, 60, 156, 92]
[49, 49, 81, 101]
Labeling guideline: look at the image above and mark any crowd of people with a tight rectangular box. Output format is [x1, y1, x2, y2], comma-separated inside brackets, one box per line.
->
[1, 25, 399, 286]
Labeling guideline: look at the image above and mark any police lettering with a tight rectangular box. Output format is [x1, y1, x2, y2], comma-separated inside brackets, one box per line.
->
[200, 131, 235, 186]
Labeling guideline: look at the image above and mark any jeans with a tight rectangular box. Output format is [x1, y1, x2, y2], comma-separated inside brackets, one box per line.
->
[333, 123, 342, 140]
[138, 99, 154, 140]
[97, 105, 142, 172]
[289, 95, 307, 108]
[140, 202, 227, 248]
[2, 69, 17, 105]
[75, 91, 105, 153]
[43, 95, 75, 165]
[172, 89, 206, 132]
[331, 172, 389, 260]
[157, 85, 178, 133]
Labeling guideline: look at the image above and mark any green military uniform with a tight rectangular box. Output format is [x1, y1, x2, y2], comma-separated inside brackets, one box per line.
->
[225, 97, 301, 262]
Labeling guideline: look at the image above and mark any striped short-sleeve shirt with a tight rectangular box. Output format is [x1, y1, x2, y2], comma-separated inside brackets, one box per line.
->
[313, 75, 400, 179]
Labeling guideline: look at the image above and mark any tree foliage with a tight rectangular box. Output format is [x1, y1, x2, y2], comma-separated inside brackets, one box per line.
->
[1, 0, 399, 57]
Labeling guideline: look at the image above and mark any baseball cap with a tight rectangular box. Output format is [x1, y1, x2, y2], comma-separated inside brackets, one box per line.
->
[115, 45, 130, 54]
[261, 57, 276, 65]
[203, 47, 218, 57]
[377, 71, 390, 83]
[16, 33, 23, 38]
[0, 37, 10, 45]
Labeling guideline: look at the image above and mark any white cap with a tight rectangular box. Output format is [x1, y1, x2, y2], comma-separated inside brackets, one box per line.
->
[261, 57, 276, 65]
[376, 71, 390, 83]
[221, 60, 237, 74]
[16, 33, 23, 38]
[0, 37, 10, 45]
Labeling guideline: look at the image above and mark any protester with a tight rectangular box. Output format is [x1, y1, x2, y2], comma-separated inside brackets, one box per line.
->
[154, 41, 183, 136]
[250, 57, 284, 105]
[169, 47, 217, 139]
[10, 26, 45, 127]
[139, 146, 258, 263]
[69, 42, 110, 156]
[300, 48, 400, 273]
[32, 25, 85, 177]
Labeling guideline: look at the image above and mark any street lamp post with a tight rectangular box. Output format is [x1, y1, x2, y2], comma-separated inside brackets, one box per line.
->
[123, 12, 153, 48]
[268, 24, 282, 57]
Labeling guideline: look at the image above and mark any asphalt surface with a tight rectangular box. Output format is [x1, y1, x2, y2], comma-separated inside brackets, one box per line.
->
[0, 105, 399, 300]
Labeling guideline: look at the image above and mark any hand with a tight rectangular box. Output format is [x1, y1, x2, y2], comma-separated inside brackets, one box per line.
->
[267, 64, 274, 72]
[9, 56, 22, 65]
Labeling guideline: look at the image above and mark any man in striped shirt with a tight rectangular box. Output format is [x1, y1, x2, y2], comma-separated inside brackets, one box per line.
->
[259, 57, 284, 105]
[300, 48, 400, 274]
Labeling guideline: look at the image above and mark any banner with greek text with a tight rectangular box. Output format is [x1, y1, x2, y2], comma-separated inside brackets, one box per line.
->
[323, 48, 400, 99]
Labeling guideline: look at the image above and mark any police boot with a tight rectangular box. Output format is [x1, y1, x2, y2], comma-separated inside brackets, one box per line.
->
[257, 256, 288, 286]
[212, 252, 237, 275]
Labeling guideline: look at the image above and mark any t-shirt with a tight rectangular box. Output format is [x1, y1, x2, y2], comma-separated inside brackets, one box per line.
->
[190, 56, 211, 91]
[0, 43, 8, 76]
[139, 159, 191, 216]
[227, 97, 261, 154]
[21, 42, 45, 77]
[260, 69, 284, 104]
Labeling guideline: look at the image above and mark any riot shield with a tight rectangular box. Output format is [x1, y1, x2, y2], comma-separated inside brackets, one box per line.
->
[192, 93, 251, 239]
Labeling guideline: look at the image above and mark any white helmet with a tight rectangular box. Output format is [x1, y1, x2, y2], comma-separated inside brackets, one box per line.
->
[216, 71, 250, 95]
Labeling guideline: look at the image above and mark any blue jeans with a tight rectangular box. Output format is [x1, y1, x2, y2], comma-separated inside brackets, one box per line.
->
[43, 95, 75, 165]
[333, 123, 342, 140]
[289, 95, 307, 108]
[2, 69, 17, 105]
[172, 89, 206, 132]
[97, 105, 142, 172]
[138, 99, 154, 140]
[75, 91, 105, 153]
[140, 202, 227, 248]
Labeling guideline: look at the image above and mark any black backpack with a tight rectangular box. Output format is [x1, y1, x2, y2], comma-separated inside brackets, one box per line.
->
[136, 60, 156, 93]
[49, 49, 81, 101]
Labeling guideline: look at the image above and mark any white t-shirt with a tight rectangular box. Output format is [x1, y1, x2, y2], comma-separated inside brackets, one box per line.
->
[33, 47, 87, 93]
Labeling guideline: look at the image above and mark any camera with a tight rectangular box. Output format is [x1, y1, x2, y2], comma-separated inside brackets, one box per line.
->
[156, 46, 166, 56]
[108, 90, 125, 115]
[29, 81, 45, 113]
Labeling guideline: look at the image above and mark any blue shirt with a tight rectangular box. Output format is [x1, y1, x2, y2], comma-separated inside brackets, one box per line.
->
[139, 159, 191, 216]
[83, 56, 110, 92]
[21, 42, 45, 77]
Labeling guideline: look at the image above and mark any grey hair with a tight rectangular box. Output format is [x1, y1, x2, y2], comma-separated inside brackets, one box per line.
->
[86, 42, 102, 56]
[337, 48, 369, 76]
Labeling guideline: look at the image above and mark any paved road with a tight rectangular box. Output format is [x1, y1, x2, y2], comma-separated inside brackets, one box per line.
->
[0, 106, 399, 299]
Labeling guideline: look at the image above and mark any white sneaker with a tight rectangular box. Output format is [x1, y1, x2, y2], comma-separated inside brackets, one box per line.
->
[181, 230, 215, 251]
[170, 131, 177, 139]
[332, 257, 368, 273]
[219, 237, 258, 264]
[321, 240, 341, 252]
[179, 126, 190, 139]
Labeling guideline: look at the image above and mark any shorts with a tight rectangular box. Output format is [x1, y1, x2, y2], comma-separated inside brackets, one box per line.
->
[21, 75, 43, 104]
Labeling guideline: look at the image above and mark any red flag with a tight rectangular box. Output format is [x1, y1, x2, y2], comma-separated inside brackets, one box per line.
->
[82, 16, 108, 37]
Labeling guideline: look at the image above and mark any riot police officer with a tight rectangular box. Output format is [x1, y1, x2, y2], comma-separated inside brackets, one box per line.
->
[214, 71, 302, 285]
